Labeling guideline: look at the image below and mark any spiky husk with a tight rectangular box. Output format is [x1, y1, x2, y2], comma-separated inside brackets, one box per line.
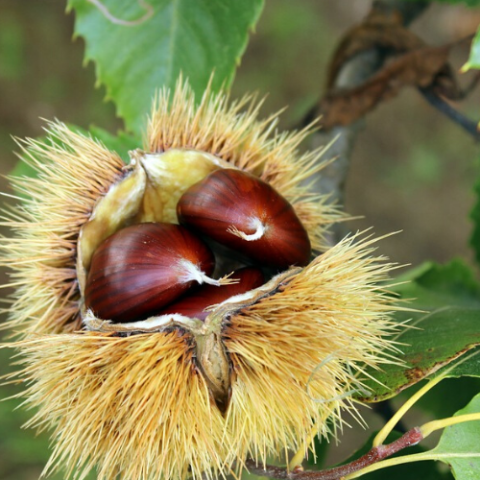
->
[1, 127, 124, 334]
[2, 80, 400, 480]
[2, 81, 337, 336]
[11, 235, 398, 480]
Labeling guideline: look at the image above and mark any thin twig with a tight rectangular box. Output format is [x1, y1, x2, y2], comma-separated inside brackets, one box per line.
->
[418, 87, 480, 142]
[244, 427, 424, 480]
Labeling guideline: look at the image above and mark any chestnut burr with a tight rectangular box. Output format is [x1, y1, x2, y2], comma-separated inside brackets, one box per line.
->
[177, 169, 311, 268]
[158, 267, 264, 320]
[85, 223, 227, 323]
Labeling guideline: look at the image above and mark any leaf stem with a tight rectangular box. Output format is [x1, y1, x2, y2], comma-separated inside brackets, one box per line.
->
[289, 411, 330, 470]
[344, 451, 480, 479]
[246, 408, 480, 480]
[373, 375, 443, 446]
[342, 451, 438, 479]
[420, 413, 480, 438]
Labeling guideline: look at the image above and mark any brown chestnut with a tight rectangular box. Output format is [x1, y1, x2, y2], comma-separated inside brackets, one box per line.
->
[157, 267, 264, 320]
[177, 169, 311, 268]
[85, 223, 229, 323]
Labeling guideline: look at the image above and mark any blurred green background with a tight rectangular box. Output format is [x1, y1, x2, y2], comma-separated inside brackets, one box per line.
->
[1, 1, 480, 478]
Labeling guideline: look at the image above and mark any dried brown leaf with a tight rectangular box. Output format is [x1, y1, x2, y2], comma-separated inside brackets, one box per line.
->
[321, 43, 455, 129]
[327, 13, 423, 89]
[320, 5, 474, 131]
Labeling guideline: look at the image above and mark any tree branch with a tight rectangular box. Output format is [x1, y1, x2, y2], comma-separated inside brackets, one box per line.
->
[304, 1, 430, 246]
[244, 427, 424, 480]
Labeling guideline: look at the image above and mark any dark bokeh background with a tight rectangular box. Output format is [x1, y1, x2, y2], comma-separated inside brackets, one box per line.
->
[0, 1, 479, 478]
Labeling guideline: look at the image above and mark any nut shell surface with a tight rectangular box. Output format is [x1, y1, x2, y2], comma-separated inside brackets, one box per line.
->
[177, 169, 312, 268]
[85, 223, 216, 322]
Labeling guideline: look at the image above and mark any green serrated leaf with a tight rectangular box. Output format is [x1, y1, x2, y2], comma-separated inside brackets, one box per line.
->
[68, 0, 265, 136]
[358, 260, 480, 402]
[360, 306, 480, 401]
[429, 393, 480, 480]
[441, 346, 480, 377]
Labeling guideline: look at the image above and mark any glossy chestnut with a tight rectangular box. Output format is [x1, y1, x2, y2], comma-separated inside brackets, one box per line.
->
[85, 222, 224, 323]
[158, 267, 264, 320]
[177, 169, 311, 268]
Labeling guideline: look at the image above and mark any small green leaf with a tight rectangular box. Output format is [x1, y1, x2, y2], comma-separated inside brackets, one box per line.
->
[462, 26, 480, 71]
[358, 260, 480, 401]
[68, 0, 265, 136]
[430, 393, 480, 480]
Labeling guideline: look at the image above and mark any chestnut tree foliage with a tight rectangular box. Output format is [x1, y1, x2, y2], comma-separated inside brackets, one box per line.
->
[7, 0, 480, 479]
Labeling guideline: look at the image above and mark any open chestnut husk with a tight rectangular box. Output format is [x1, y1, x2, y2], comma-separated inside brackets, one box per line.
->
[158, 266, 264, 320]
[177, 169, 311, 268]
[2, 80, 401, 480]
[85, 222, 229, 323]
